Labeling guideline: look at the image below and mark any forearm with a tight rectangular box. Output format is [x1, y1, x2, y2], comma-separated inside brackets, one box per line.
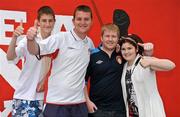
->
[27, 40, 39, 55]
[6, 36, 17, 60]
[40, 57, 51, 79]
[84, 85, 90, 101]
[150, 57, 176, 71]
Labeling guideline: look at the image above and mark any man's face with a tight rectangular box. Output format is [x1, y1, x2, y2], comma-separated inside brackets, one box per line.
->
[38, 14, 55, 36]
[101, 30, 119, 51]
[73, 11, 92, 35]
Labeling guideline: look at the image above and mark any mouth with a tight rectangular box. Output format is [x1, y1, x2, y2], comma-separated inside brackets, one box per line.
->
[80, 25, 88, 28]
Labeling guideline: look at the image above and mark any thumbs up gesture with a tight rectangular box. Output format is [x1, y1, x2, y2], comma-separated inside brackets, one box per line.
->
[13, 20, 24, 38]
[138, 42, 154, 56]
[138, 42, 154, 51]
[26, 19, 38, 41]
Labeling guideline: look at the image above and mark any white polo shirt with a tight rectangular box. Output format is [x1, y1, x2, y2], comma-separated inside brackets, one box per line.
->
[39, 29, 94, 104]
[10, 34, 44, 101]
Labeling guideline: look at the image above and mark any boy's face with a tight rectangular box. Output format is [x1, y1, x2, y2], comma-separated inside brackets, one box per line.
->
[38, 14, 55, 36]
[73, 11, 92, 35]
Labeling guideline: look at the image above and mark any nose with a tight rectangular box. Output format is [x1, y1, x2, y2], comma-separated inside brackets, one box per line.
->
[80, 19, 86, 25]
[109, 36, 114, 41]
[122, 49, 128, 54]
[46, 21, 50, 25]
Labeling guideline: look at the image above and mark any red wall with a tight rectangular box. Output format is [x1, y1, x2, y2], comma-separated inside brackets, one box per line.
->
[0, 0, 179, 116]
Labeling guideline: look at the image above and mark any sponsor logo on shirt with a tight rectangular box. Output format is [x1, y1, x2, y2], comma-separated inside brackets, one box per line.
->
[96, 60, 103, 64]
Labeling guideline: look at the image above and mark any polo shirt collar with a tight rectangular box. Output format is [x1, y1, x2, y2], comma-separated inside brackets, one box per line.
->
[70, 29, 88, 42]
[98, 46, 117, 58]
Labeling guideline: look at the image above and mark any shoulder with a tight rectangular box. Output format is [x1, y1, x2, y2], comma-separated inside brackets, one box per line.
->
[86, 37, 93, 42]
[90, 48, 100, 55]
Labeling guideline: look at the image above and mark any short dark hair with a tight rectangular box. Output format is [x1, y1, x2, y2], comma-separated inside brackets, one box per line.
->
[37, 6, 55, 21]
[73, 5, 92, 19]
[120, 34, 144, 55]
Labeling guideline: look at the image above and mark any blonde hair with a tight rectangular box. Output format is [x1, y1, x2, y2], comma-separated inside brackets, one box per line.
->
[101, 23, 120, 38]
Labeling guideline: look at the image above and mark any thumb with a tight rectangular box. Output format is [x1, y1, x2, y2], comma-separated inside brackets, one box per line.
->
[20, 19, 23, 28]
[138, 43, 144, 47]
[34, 19, 38, 29]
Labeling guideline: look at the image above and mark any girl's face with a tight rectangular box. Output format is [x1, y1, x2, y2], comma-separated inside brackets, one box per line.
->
[121, 42, 137, 65]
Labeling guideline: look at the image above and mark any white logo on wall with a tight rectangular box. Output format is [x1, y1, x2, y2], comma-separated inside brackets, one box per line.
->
[0, 9, 73, 117]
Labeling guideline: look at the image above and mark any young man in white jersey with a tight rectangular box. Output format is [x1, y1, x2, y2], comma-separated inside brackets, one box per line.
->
[26, 5, 94, 117]
[6, 6, 55, 117]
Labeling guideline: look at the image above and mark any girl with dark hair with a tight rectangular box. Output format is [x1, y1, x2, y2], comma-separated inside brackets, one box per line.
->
[119, 35, 175, 117]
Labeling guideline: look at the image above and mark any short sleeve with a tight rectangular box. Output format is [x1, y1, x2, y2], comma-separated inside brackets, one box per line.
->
[39, 32, 65, 55]
[85, 60, 92, 85]
[10, 37, 26, 64]
[87, 38, 95, 49]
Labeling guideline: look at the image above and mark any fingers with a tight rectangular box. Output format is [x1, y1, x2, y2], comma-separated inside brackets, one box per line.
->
[138, 42, 154, 51]
[116, 44, 120, 53]
[13, 20, 24, 37]
[36, 82, 44, 92]
[20, 19, 23, 27]
[34, 19, 38, 29]
[138, 43, 144, 47]
[143, 43, 154, 51]
[93, 105, 98, 111]
[91, 103, 97, 113]
[26, 19, 38, 41]
[26, 27, 37, 41]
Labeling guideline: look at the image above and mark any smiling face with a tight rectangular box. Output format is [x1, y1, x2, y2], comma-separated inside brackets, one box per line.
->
[38, 14, 55, 38]
[73, 10, 92, 38]
[121, 42, 138, 65]
[101, 30, 119, 52]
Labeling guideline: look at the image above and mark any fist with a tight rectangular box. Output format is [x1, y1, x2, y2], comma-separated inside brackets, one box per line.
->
[13, 20, 24, 37]
[26, 19, 38, 41]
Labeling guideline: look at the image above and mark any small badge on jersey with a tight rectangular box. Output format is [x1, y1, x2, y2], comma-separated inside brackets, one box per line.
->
[116, 56, 122, 64]
[96, 60, 103, 64]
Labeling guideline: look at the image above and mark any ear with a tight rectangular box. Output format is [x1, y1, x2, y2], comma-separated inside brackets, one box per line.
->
[90, 20, 93, 26]
[37, 20, 40, 26]
[72, 18, 75, 25]
[101, 36, 103, 42]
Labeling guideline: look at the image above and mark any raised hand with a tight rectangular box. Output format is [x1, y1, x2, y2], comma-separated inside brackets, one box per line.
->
[138, 42, 154, 56]
[13, 20, 24, 37]
[26, 19, 38, 41]
[138, 42, 154, 51]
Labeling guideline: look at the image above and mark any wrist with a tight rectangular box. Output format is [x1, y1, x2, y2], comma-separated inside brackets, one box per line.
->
[27, 38, 35, 41]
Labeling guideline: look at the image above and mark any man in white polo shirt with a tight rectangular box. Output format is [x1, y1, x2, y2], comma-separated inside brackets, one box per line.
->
[26, 5, 94, 117]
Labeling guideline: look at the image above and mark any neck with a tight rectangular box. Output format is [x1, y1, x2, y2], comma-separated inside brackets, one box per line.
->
[73, 29, 87, 40]
[128, 61, 134, 66]
[128, 57, 137, 66]
[101, 46, 114, 58]
[41, 32, 51, 39]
